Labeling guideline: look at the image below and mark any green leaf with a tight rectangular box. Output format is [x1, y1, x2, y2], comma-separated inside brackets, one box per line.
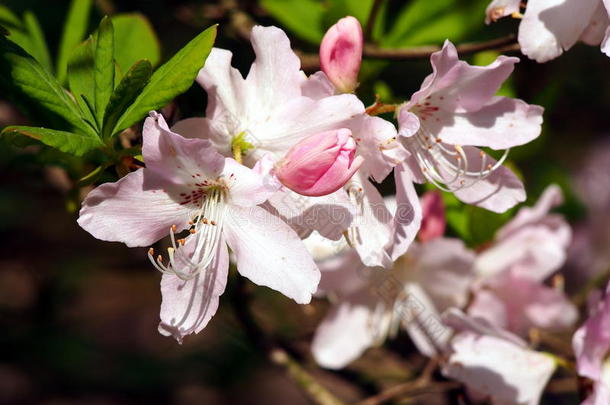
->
[94, 16, 115, 128]
[382, 0, 487, 47]
[3, 9, 52, 72]
[113, 25, 217, 135]
[1, 126, 103, 156]
[67, 37, 96, 126]
[102, 59, 152, 138]
[261, 0, 325, 44]
[112, 13, 161, 71]
[0, 36, 94, 136]
[0, 6, 21, 29]
[0, 25, 9, 37]
[324, 0, 374, 32]
[56, 0, 93, 85]
[22, 11, 52, 72]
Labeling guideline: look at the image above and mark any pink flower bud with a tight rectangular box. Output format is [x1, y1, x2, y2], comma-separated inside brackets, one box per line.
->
[418, 191, 446, 242]
[320, 16, 363, 93]
[276, 129, 364, 197]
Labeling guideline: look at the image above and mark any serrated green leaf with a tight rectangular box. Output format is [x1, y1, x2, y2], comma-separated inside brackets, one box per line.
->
[22, 11, 52, 72]
[0, 36, 94, 136]
[67, 37, 96, 126]
[56, 0, 92, 85]
[112, 13, 160, 71]
[94, 16, 115, 128]
[261, 0, 325, 44]
[3, 9, 52, 72]
[102, 59, 152, 138]
[113, 25, 217, 134]
[2, 126, 103, 156]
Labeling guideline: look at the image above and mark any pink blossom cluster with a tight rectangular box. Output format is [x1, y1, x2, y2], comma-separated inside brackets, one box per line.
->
[74, 11, 610, 405]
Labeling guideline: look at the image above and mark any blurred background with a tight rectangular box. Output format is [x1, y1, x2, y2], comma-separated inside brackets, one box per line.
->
[0, 0, 609, 403]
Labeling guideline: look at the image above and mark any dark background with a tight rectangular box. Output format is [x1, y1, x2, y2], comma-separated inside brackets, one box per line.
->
[0, 0, 608, 403]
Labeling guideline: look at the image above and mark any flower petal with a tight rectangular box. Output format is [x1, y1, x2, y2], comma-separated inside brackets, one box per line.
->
[410, 238, 475, 311]
[348, 176, 393, 268]
[223, 158, 278, 207]
[224, 205, 320, 304]
[452, 146, 525, 213]
[350, 114, 408, 183]
[311, 292, 378, 369]
[519, 0, 599, 62]
[470, 273, 577, 337]
[387, 164, 422, 261]
[443, 331, 556, 405]
[410, 41, 520, 112]
[301, 71, 335, 99]
[417, 96, 543, 150]
[143, 112, 224, 185]
[497, 184, 566, 239]
[265, 188, 355, 241]
[158, 237, 229, 342]
[245, 25, 303, 109]
[475, 226, 568, 282]
[252, 94, 365, 158]
[172, 117, 233, 157]
[574, 283, 610, 380]
[197, 48, 248, 124]
[78, 169, 191, 247]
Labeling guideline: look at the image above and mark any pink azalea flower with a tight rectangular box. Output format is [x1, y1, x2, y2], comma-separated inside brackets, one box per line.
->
[78, 112, 320, 342]
[468, 185, 576, 337]
[301, 72, 417, 267]
[468, 271, 577, 337]
[474, 185, 571, 282]
[486, 0, 610, 62]
[442, 309, 557, 405]
[573, 282, 610, 405]
[172, 25, 365, 239]
[275, 129, 364, 196]
[309, 230, 475, 368]
[176, 25, 364, 163]
[396, 40, 543, 214]
[319, 16, 363, 93]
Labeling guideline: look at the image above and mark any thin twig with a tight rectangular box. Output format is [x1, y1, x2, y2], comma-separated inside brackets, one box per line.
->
[362, 35, 518, 60]
[222, 2, 519, 71]
[355, 359, 454, 405]
[270, 348, 345, 405]
[231, 276, 346, 405]
[363, 0, 384, 42]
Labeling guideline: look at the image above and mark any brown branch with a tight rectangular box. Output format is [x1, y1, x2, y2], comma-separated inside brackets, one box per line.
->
[361, 34, 518, 60]
[221, 1, 519, 71]
[355, 359, 458, 405]
[296, 36, 519, 71]
[363, 0, 384, 41]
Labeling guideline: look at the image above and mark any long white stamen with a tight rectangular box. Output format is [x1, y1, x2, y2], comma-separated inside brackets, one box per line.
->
[407, 123, 509, 192]
[148, 188, 226, 281]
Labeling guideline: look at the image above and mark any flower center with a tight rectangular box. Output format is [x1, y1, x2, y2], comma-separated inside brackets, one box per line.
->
[406, 121, 509, 192]
[148, 187, 227, 280]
